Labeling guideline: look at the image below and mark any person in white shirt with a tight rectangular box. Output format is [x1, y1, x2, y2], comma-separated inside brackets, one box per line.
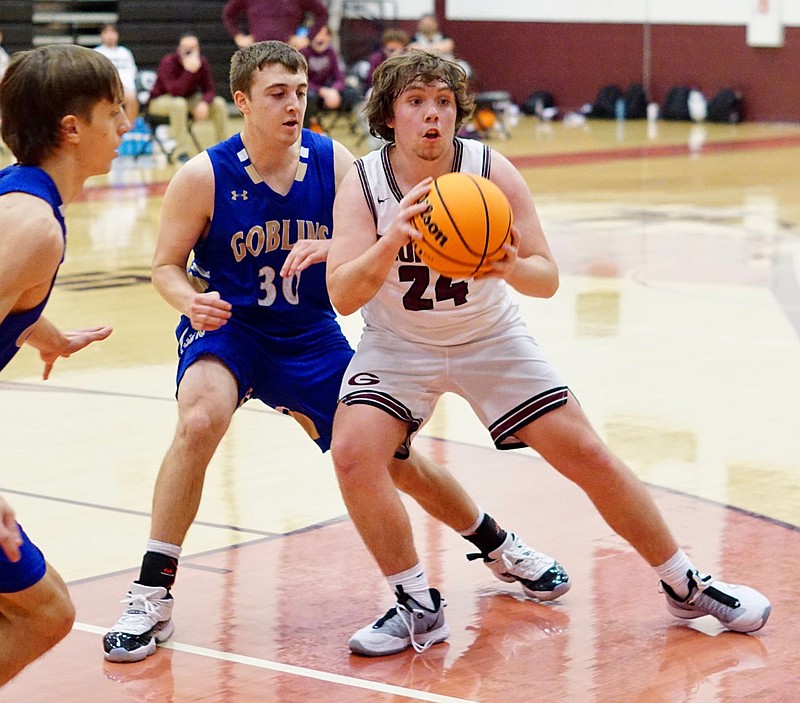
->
[409, 14, 454, 59]
[409, 14, 472, 79]
[94, 23, 139, 119]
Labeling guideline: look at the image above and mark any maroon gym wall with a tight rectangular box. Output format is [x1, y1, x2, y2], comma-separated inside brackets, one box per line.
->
[443, 21, 799, 122]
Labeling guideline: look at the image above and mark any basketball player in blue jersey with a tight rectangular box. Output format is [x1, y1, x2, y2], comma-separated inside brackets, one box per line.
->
[327, 51, 771, 656]
[103, 40, 568, 663]
[0, 45, 127, 685]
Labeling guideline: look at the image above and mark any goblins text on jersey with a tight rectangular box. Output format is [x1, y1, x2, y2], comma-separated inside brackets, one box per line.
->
[230, 219, 329, 262]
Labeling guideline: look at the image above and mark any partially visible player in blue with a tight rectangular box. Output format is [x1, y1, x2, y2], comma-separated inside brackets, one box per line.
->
[103, 40, 569, 663]
[0, 44, 127, 686]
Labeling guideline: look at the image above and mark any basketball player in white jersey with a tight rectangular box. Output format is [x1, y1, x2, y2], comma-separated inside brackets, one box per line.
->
[103, 41, 569, 665]
[326, 51, 771, 656]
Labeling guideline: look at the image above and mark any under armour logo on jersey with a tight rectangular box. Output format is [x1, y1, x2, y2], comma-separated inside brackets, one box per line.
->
[231, 190, 248, 201]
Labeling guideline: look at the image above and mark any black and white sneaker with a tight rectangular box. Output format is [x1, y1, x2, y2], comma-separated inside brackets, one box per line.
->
[469, 533, 571, 601]
[103, 583, 175, 662]
[661, 570, 771, 633]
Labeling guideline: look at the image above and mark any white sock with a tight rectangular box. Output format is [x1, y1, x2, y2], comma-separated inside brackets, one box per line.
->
[146, 539, 182, 560]
[387, 564, 433, 609]
[655, 549, 695, 599]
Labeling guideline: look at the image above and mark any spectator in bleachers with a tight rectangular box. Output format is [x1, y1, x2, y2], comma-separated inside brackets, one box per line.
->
[409, 14, 472, 79]
[301, 25, 362, 131]
[148, 34, 229, 164]
[409, 14, 454, 59]
[94, 23, 139, 119]
[222, 0, 328, 50]
[365, 28, 409, 89]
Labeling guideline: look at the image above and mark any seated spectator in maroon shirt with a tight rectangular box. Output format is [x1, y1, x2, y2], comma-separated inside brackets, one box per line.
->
[223, 0, 328, 50]
[148, 34, 229, 162]
[365, 28, 409, 89]
[301, 26, 362, 129]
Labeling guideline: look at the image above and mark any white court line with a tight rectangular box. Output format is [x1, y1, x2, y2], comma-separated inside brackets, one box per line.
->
[76, 622, 478, 703]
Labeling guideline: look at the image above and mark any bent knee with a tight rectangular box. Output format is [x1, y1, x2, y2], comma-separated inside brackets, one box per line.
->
[43, 596, 76, 645]
[330, 430, 394, 484]
[177, 404, 231, 442]
[27, 581, 75, 650]
[329, 431, 363, 477]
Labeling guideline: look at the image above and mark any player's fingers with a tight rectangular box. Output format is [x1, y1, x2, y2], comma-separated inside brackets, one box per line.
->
[406, 222, 423, 240]
[402, 179, 433, 206]
[0, 516, 22, 562]
[207, 297, 233, 311]
[192, 317, 226, 332]
[205, 306, 232, 321]
[87, 325, 113, 342]
[199, 291, 232, 310]
[0, 537, 21, 563]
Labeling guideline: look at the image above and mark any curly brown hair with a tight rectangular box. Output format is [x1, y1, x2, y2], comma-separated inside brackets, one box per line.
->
[364, 51, 475, 143]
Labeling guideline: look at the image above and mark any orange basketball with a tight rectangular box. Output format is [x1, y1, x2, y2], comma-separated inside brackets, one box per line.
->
[411, 172, 513, 279]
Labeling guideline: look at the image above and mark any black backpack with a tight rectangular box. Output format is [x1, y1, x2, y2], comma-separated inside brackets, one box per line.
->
[661, 85, 691, 121]
[624, 83, 648, 119]
[707, 88, 743, 123]
[589, 84, 623, 119]
[521, 90, 555, 116]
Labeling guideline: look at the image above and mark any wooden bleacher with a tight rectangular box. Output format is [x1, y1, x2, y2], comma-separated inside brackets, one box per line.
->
[118, 0, 234, 101]
[0, 1, 234, 102]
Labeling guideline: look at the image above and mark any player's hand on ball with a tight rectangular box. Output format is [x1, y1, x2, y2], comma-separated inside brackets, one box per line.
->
[388, 177, 432, 246]
[411, 173, 513, 279]
[475, 225, 520, 280]
[188, 291, 232, 331]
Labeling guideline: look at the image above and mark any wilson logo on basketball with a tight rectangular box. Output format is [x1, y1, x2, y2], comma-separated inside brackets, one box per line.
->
[419, 205, 448, 248]
[411, 172, 513, 279]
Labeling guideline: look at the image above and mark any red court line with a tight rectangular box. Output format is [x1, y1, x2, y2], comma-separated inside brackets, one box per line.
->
[76, 181, 169, 201]
[508, 133, 800, 168]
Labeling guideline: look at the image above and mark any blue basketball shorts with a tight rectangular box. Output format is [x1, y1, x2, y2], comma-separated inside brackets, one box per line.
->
[175, 315, 354, 452]
[0, 523, 47, 593]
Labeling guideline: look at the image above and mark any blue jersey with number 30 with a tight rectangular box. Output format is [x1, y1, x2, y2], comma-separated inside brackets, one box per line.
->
[196, 130, 337, 338]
